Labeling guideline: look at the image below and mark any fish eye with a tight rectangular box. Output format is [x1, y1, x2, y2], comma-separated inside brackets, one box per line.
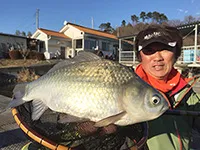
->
[151, 95, 160, 105]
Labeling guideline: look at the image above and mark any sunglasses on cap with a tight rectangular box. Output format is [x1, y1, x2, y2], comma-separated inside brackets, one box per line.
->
[141, 45, 176, 55]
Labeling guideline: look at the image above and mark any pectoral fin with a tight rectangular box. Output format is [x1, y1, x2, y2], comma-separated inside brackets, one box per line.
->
[94, 111, 126, 127]
[31, 99, 48, 120]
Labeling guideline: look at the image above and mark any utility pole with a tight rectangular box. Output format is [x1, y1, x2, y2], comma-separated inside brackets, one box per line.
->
[36, 9, 39, 29]
[194, 24, 198, 64]
[91, 17, 94, 29]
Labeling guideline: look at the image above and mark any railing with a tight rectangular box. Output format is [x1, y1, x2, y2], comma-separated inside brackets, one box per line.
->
[119, 50, 138, 66]
[177, 45, 200, 64]
[119, 45, 200, 67]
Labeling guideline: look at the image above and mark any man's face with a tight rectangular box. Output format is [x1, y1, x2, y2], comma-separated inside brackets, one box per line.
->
[140, 42, 176, 80]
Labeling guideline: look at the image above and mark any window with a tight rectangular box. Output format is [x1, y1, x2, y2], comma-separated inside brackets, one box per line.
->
[76, 39, 82, 48]
[40, 41, 44, 49]
[85, 39, 96, 49]
[102, 42, 109, 51]
[60, 46, 65, 59]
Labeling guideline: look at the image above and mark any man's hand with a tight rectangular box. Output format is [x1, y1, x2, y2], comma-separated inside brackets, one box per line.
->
[76, 121, 117, 136]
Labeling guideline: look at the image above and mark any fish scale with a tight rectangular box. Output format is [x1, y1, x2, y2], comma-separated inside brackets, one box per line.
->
[63, 60, 134, 85]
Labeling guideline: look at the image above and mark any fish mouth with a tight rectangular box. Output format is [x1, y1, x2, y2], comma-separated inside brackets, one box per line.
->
[158, 92, 170, 114]
[160, 104, 169, 114]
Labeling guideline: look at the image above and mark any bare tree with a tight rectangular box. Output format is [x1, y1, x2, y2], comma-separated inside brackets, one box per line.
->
[184, 15, 196, 24]
[19, 49, 30, 61]
[167, 19, 183, 26]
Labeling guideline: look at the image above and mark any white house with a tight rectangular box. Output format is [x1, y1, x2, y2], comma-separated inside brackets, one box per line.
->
[32, 22, 132, 59]
[31, 28, 71, 59]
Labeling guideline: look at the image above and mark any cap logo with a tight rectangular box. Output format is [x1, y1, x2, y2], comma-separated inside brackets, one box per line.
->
[144, 32, 161, 40]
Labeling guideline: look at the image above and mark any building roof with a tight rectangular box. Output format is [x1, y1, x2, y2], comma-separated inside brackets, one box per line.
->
[0, 32, 27, 39]
[176, 21, 200, 36]
[66, 22, 118, 40]
[39, 28, 70, 39]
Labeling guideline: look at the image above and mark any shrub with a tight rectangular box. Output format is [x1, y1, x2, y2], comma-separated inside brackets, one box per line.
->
[27, 51, 44, 60]
[9, 50, 21, 59]
[17, 68, 40, 83]
[35, 52, 45, 60]
[27, 50, 37, 59]
[19, 49, 30, 60]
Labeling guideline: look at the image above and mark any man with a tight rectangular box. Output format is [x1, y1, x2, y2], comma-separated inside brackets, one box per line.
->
[134, 24, 200, 150]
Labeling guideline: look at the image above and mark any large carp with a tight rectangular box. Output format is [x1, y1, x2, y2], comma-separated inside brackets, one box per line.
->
[8, 52, 169, 127]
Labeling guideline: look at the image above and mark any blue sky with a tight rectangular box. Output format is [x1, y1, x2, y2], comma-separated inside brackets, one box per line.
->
[0, 0, 200, 35]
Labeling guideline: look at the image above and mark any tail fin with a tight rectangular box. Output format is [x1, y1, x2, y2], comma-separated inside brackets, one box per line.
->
[13, 83, 27, 94]
[6, 83, 27, 109]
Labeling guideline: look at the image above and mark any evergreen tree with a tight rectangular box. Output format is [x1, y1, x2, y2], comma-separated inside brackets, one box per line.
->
[140, 11, 146, 22]
[121, 20, 126, 27]
[15, 30, 21, 36]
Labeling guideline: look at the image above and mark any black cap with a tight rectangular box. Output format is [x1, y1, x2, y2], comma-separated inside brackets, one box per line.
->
[135, 25, 183, 59]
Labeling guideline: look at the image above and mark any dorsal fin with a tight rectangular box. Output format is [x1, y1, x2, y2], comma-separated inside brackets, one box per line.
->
[47, 51, 101, 73]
